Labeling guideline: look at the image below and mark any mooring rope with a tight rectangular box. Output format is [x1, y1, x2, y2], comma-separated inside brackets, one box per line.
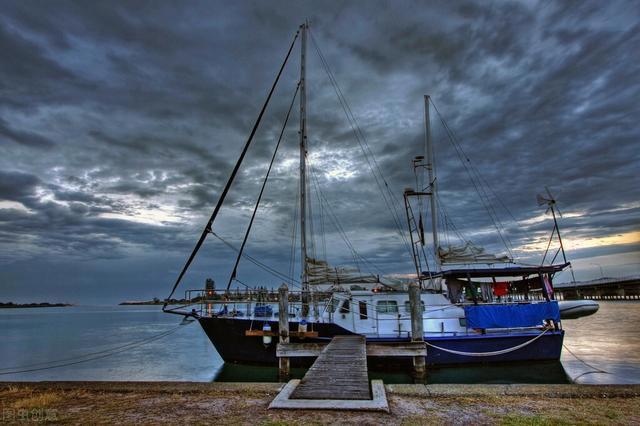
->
[562, 343, 611, 381]
[424, 327, 551, 357]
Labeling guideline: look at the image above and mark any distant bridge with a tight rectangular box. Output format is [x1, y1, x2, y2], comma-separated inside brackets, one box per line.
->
[554, 275, 640, 300]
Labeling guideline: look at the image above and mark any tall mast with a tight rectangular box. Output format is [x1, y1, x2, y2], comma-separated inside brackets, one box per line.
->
[424, 95, 440, 270]
[299, 21, 309, 317]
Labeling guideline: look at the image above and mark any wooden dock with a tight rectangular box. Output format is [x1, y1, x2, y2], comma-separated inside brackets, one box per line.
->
[290, 335, 370, 400]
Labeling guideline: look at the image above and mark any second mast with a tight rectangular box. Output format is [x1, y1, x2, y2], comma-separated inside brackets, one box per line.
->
[299, 21, 309, 317]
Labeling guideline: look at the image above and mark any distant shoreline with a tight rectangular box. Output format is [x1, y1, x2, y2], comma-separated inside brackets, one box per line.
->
[118, 299, 191, 306]
[0, 302, 72, 309]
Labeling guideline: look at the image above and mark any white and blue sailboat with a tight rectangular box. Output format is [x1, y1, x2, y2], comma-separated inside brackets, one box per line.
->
[163, 22, 597, 367]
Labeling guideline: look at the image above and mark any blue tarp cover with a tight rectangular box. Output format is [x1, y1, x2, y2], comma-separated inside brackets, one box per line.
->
[464, 301, 560, 329]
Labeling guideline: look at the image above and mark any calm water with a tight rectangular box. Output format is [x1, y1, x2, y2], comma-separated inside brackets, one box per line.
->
[561, 301, 640, 384]
[0, 302, 638, 383]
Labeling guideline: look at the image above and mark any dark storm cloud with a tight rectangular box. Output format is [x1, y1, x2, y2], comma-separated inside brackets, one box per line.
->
[0, 19, 75, 83]
[0, 118, 56, 148]
[0, 0, 638, 302]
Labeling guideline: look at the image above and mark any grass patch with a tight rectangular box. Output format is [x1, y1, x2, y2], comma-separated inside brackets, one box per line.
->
[12, 392, 63, 410]
[0, 385, 26, 396]
[499, 413, 577, 426]
[401, 415, 444, 425]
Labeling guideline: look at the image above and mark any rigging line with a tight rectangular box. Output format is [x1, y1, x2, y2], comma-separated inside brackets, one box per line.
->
[317, 181, 328, 262]
[431, 107, 499, 221]
[0, 323, 188, 376]
[430, 102, 514, 258]
[309, 30, 413, 262]
[550, 246, 562, 265]
[305, 163, 328, 263]
[439, 206, 449, 248]
[430, 107, 501, 228]
[309, 31, 398, 204]
[444, 120, 514, 257]
[309, 166, 386, 277]
[325, 91, 411, 259]
[317, 64, 403, 240]
[540, 224, 557, 266]
[437, 198, 458, 250]
[212, 232, 301, 286]
[308, 167, 357, 260]
[314, 188, 362, 270]
[435, 192, 469, 244]
[326, 80, 409, 243]
[430, 100, 518, 257]
[435, 110, 521, 230]
[226, 82, 300, 292]
[410, 196, 435, 278]
[289, 181, 300, 286]
[475, 174, 517, 257]
[164, 29, 300, 306]
[414, 161, 425, 225]
[317, 64, 411, 258]
[476, 170, 520, 226]
[233, 277, 254, 290]
[308, 164, 361, 273]
[306, 153, 317, 262]
[438, 204, 449, 246]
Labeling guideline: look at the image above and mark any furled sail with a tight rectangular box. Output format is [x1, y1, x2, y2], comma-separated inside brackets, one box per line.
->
[438, 241, 511, 264]
[306, 257, 382, 285]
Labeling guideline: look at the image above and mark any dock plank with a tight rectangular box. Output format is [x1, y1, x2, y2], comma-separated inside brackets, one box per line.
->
[290, 335, 371, 400]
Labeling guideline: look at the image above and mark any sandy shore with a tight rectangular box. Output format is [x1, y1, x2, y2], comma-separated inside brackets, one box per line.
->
[1, 382, 639, 424]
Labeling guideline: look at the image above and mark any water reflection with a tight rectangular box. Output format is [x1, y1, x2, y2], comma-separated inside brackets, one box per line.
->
[0, 302, 637, 383]
[561, 301, 640, 384]
[214, 361, 570, 384]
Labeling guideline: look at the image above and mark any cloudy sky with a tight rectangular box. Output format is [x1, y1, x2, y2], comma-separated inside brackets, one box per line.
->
[1, 1, 638, 303]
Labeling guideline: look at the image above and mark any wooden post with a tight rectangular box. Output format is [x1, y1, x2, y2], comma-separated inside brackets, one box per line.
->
[312, 291, 319, 322]
[409, 282, 426, 379]
[278, 283, 290, 381]
[246, 288, 252, 318]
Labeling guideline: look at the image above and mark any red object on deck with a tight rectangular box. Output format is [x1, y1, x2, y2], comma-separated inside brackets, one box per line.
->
[493, 281, 510, 296]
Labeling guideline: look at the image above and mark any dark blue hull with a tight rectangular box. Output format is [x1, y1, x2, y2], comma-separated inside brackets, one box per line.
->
[198, 317, 564, 366]
[422, 332, 563, 364]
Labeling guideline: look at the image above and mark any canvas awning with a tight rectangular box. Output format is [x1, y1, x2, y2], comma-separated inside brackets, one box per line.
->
[427, 263, 570, 279]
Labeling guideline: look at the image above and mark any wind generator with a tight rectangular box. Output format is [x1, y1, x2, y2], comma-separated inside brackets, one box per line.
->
[538, 187, 576, 283]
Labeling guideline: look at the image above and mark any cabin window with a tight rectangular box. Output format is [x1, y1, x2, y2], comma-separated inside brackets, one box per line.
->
[339, 299, 351, 314]
[459, 318, 467, 327]
[358, 301, 368, 319]
[403, 301, 425, 314]
[376, 300, 398, 314]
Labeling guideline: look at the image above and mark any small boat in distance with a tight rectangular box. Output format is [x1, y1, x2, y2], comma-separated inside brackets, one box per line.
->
[162, 22, 597, 367]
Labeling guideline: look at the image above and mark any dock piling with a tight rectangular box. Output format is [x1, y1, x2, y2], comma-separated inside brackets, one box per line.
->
[278, 283, 290, 381]
[409, 282, 426, 379]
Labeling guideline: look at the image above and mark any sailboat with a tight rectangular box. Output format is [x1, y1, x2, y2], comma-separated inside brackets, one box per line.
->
[162, 22, 597, 367]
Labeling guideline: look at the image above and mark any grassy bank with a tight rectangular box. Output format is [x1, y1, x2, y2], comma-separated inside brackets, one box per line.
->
[1, 382, 638, 425]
